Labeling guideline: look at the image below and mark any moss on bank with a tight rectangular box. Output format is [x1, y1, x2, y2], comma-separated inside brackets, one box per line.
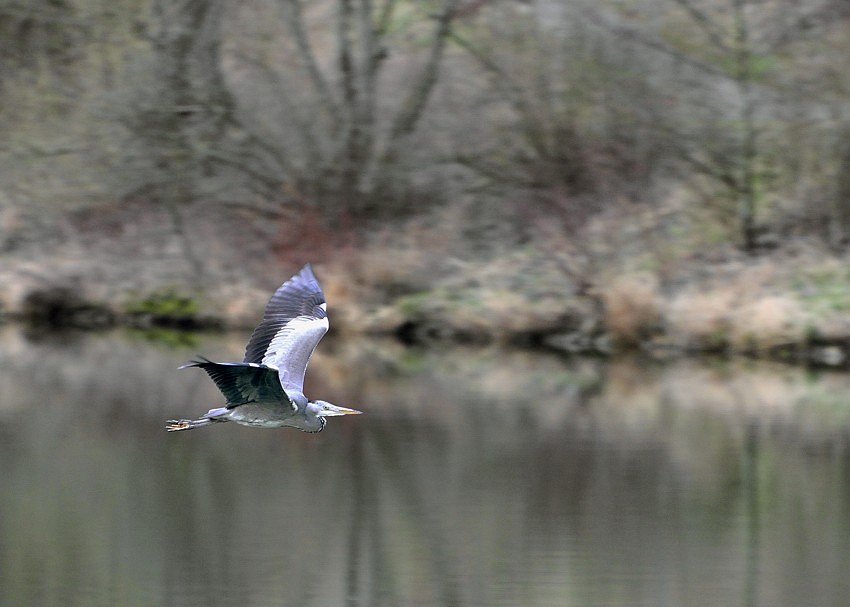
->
[4, 286, 221, 330]
[125, 290, 200, 318]
[123, 289, 219, 329]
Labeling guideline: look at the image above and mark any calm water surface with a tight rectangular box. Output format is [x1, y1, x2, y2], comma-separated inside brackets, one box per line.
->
[1, 326, 849, 606]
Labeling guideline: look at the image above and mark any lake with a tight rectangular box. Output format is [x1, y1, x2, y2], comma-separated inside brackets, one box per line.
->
[0, 325, 848, 606]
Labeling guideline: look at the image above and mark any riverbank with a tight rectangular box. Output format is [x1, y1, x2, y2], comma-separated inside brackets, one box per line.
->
[320, 240, 850, 368]
[3, 230, 850, 368]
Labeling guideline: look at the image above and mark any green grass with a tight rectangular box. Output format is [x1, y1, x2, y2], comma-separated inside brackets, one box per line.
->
[125, 289, 200, 319]
[794, 267, 850, 314]
[396, 292, 433, 318]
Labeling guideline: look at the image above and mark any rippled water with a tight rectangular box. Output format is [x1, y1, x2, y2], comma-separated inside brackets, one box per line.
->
[1, 325, 849, 606]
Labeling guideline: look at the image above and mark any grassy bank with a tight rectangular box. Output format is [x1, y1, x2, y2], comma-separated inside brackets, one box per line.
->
[3, 204, 850, 368]
[316, 246, 850, 368]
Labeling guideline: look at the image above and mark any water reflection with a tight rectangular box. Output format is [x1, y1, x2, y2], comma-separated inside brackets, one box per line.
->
[0, 326, 849, 606]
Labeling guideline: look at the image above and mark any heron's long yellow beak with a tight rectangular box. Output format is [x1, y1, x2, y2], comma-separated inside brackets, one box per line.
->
[336, 406, 363, 415]
[319, 405, 363, 416]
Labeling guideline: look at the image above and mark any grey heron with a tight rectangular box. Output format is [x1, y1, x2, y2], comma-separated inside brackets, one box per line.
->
[166, 264, 361, 433]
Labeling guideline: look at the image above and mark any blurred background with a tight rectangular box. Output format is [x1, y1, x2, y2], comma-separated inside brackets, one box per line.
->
[2, 1, 850, 605]
[2, 0, 850, 356]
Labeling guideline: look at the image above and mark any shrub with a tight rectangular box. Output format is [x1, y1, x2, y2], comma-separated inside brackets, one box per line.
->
[601, 273, 661, 347]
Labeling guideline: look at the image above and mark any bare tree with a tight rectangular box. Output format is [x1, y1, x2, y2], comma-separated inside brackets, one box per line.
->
[227, 0, 460, 219]
[5, 0, 850, 268]
[446, 1, 673, 240]
[113, 0, 239, 278]
[649, 0, 834, 251]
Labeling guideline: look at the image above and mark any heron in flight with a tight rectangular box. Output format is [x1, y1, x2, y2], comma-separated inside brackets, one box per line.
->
[166, 264, 361, 433]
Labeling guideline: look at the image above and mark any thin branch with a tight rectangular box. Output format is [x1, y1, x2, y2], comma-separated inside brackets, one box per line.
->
[241, 133, 294, 176]
[338, 0, 357, 111]
[680, 144, 741, 191]
[449, 30, 550, 159]
[358, 0, 380, 86]
[334, 0, 366, 201]
[584, 8, 728, 79]
[0, 142, 88, 157]
[279, 0, 341, 124]
[231, 50, 324, 168]
[203, 149, 286, 191]
[765, 3, 833, 53]
[217, 114, 298, 182]
[375, 0, 399, 35]
[671, 0, 732, 53]
[383, 0, 458, 152]
[220, 200, 295, 219]
[453, 153, 537, 188]
[733, 0, 758, 251]
[357, 0, 379, 165]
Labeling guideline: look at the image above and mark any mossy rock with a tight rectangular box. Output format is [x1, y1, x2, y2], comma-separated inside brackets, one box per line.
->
[397, 291, 433, 318]
[124, 289, 215, 328]
[126, 290, 199, 316]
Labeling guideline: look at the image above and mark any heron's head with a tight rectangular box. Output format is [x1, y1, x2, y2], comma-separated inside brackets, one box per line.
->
[309, 400, 363, 417]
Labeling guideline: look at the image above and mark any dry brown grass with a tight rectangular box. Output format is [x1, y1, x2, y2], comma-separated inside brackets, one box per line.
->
[666, 286, 806, 353]
[601, 273, 662, 346]
[728, 295, 806, 351]
[666, 288, 736, 350]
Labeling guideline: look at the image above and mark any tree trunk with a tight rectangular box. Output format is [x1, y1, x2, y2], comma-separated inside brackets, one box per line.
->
[734, 0, 758, 253]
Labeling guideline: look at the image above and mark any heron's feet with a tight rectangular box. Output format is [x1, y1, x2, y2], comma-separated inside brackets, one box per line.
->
[166, 416, 221, 431]
[166, 419, 193, 432]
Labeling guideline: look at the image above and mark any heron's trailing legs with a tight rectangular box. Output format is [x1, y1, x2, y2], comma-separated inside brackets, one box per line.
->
[166, 418, 220, 432]
[166, 407, 229, 432]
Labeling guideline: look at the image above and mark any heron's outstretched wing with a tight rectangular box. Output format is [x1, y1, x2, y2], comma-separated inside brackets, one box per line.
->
[242, 264, 329, 396]
[180, 358, 295, 411]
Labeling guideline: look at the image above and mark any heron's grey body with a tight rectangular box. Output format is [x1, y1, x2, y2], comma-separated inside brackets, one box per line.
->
[166, 265, 361, 433]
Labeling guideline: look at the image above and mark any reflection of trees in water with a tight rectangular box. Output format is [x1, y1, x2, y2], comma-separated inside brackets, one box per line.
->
[742, 422, 761, 607]
[2, 328, 850, 605]
[325, 344, 850, 606]
[363, 420, 463, 606]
